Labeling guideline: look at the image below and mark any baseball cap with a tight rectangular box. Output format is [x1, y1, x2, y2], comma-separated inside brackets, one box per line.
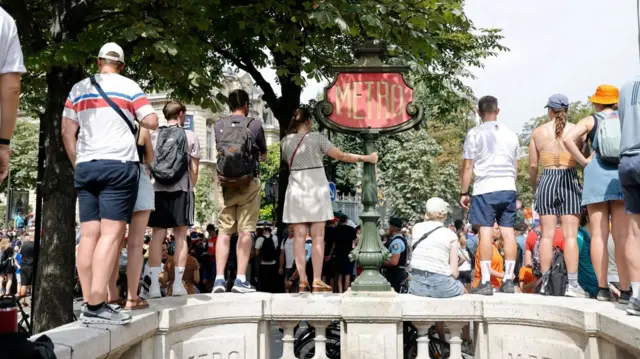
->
[426, 197, 450, 214]
[98, 42, 125, 63]
[545, 94, 569, 109]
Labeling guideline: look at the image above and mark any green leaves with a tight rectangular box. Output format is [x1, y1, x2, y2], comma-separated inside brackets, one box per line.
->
[194, 167, 219, 225]
[0, 120, 39, 193]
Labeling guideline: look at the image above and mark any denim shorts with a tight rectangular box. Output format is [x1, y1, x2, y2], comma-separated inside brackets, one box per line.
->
[469, 190, 517, 227]
[619, 154, 640, 214]
[408, 269, 464, 298]
[134, 165, 155, 212]
[75, 160, 139, 223]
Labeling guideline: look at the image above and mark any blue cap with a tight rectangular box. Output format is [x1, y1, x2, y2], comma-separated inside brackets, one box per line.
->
[545, 94, 569, 109]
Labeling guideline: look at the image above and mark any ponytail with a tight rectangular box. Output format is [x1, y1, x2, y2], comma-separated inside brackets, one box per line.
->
[553, 108, 567, 139]
[288, 108, 311, 134]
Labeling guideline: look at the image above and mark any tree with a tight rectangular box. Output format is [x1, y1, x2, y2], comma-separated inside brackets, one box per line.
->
[0, 120, 39, 193]
[259, 143, 281, 221]
[194, 167, 218, 225]
[3, 0, 224, 333]
[516, 101, 593, 207]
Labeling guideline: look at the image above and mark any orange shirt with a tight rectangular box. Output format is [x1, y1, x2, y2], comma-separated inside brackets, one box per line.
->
[473, 244, 504, 288]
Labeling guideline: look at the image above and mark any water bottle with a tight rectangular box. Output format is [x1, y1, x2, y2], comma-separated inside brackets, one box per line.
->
[0, 297, 18, 333]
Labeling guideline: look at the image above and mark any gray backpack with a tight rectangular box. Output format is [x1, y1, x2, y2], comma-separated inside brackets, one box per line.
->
[216, 116, 255, 188]
[150, 126, 189, 185]
[593, 112, 621, 164]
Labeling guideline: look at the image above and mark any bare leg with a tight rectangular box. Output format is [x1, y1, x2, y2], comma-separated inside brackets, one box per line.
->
[88, 219, 127, 306]
[478, 226, 494, 261]
[4, 273, 12, 295]
[588, 203, 610, 288]
[107, 247, 120, 302]
[344, 273, 351, 290]
[236, 231, 252, 277]
[560, 214, 580, 274]
[337, 275, 343, 293]
[610, 201, 630, 291]
[148, 228, 166, 267]
[173, 226, 188, 267]
[538, 215, 558, 273]
[216, 233, 231, 277]
[292, 224, 308, 285]
[126, 210, 150, 303]
[77, 221, 101, 303]
[499, 226, 517, 262]
[309, 222, 325, 283]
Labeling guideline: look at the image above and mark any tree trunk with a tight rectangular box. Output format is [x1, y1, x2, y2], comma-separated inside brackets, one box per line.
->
[32, 66, 84, 334]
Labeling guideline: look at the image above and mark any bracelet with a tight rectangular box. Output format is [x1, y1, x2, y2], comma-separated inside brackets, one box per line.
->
[0, 138, 10, 145]
[460, 192, 469, 196]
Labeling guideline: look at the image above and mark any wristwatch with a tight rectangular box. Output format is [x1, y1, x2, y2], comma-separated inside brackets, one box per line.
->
[0, 138, 10, 145]
[460, 192, 469, 196]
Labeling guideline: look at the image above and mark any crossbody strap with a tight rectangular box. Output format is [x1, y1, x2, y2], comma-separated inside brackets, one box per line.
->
[411, 226, 443, 252]
[90, 76, 137, 136]
[289, 133, 309, 169]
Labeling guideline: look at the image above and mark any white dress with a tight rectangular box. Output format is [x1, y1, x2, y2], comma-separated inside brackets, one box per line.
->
[282, 132, 334, 224]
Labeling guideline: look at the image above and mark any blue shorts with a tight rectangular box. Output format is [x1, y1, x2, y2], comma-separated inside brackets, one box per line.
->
[469, 190, 517, 228]
[408, 269, 464, 298]
[75, 160, 139, 223]
[619, 154, 640, 214]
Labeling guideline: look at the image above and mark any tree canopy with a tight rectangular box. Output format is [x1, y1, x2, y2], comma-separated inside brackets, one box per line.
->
[194, 167, 219, 225]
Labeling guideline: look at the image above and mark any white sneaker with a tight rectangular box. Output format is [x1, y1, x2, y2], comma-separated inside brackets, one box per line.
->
[147, 283, 162, 299]
[565, 283, 588, 298]
[172, 283, 188, 297]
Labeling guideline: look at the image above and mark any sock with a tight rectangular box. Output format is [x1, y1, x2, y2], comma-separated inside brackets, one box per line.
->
[149, 266, 161, 287]
[174, 267, 185, 286]
[480, 261, 491, 285]
[87, 302, 104, 311]
[215, 275, 225, 281]
[632, 282, 640, 299]
[504, 260, 515, 281]
[236, 274, 247, 282]
[567, 272, 578, 286]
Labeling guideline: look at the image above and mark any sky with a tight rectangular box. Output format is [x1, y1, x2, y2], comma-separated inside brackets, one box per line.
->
[259, 0, 640, 133]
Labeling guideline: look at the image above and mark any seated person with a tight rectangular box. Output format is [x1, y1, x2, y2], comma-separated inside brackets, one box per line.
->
[472, 222, 504, 291]
[519, 226, 564, 293]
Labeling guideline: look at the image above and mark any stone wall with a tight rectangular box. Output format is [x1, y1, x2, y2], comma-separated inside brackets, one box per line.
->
[31, 293, 640, 359]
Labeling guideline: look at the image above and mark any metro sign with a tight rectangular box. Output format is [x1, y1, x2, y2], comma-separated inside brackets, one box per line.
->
[327, 73, 413, 130]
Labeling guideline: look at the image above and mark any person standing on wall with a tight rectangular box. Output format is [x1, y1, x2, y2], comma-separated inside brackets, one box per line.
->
[145, 100, 200, 298]
[529, 94, 586, 297]
[0, 8, 26, 182]
[460, 96, 521, 295]
[61, 42, 158, 324]
[213, 89, 267, 294]
[281, 108, 377, 293]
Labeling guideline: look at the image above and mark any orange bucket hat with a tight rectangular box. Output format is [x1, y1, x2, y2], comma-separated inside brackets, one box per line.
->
[589, 84, 619, 105]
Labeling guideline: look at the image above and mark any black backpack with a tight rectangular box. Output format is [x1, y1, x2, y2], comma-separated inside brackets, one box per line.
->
[216, 116, 255, 188]
[260, 236, 278, 262]
[545, 248, 567, 296]
[151, 126, 189, 185]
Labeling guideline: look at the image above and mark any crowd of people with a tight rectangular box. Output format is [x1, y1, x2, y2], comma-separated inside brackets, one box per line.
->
[0, 222, 35, 308]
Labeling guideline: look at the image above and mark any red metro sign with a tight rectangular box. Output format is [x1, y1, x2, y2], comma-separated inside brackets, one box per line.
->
[326, 72, 413, 130]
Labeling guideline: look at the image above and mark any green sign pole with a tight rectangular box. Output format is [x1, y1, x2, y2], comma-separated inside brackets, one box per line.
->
[315, 41, 423, 292]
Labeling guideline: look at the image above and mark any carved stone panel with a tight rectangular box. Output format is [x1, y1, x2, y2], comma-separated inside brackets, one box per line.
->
[170, 335, 246, 359]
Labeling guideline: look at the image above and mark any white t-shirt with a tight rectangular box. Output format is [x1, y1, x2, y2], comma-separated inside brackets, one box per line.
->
[0, 9, 26, 75]
[62, 73, 155, 164]
[282, 237, 295, 269]
[463, 121, 520, 196]
[255, 234, 279, 265]
[411, 221, 458, 276]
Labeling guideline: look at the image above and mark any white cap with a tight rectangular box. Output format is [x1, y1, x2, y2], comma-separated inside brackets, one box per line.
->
[98, 42, 125, 63]
[426, 197, 450, 214]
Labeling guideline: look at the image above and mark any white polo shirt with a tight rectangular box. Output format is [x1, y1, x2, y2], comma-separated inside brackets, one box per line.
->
[0, 8, 26, 75]
[463, 121, 520, 196]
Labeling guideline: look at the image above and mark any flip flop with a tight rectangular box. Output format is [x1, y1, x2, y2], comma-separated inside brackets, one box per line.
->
[299, 281, 311, 293]
[124, 298, 149, 311]
[312, 280, 332, 293]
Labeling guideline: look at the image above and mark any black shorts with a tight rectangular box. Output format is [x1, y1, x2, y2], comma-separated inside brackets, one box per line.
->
[337, 255, 354, 275]
[322, 258, 335, 278]
[75, 160, 139, 223]
[148, 191, 194, 228]
[20, 266, 33, 286]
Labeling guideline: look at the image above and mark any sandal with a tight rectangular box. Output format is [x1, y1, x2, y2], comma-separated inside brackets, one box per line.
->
[124, 297, 149, 311]
[312, 280, 332, 293]
[299, 281, 311, 293]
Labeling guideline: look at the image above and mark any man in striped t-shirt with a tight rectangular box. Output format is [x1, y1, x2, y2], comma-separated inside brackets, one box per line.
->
[61, 42, 158, 325]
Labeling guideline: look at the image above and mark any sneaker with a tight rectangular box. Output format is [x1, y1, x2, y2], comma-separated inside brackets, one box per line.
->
[231, 279, 256, 293]
[81, 302, 121, 314]
[146, 283, 162, 299]
[172, 283, 188, 297]
[472, 281, 493, 296]
[212, 279, 227, 293]
[626, 297, 640, 316]
[539, 277, 548, 295]
[500, 279, 515, 293]
[81, 303, 132, 325]
[596, 288, 613, 302]
[565, 283, 588, 298]
[619, 290, 632, 305]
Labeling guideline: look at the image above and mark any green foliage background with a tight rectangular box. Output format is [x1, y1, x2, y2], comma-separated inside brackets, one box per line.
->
[194, 167, 219, 225]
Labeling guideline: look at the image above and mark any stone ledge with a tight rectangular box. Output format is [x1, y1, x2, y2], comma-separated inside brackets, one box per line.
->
[29, 293, 640, 359]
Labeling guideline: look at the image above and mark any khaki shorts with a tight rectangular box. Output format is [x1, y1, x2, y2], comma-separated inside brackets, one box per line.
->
[218, 178, 261, 235]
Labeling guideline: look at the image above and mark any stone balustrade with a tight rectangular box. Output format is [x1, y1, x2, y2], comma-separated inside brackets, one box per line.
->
[31, 292, 640, 359]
